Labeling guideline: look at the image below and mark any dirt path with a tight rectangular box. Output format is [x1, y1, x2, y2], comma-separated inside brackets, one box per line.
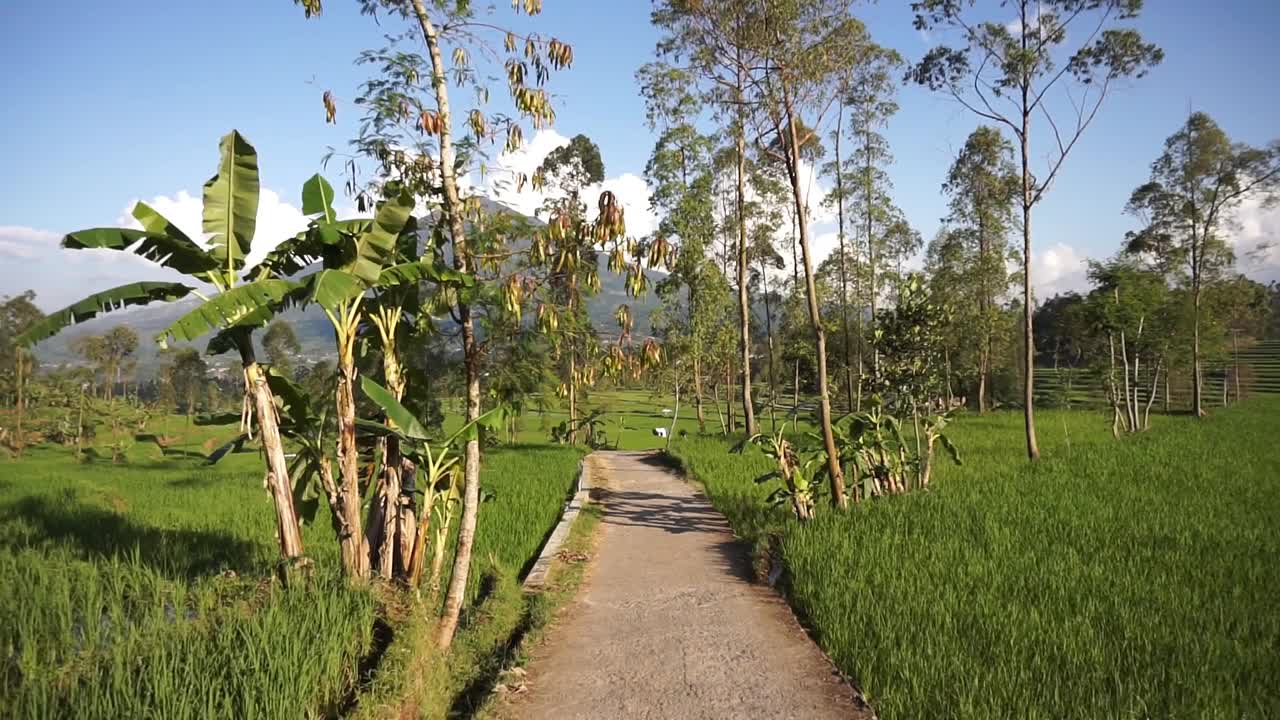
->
[500, 451, 869, 720]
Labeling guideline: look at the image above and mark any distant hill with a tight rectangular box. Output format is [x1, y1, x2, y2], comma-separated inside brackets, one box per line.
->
[32, 200, 665, 377]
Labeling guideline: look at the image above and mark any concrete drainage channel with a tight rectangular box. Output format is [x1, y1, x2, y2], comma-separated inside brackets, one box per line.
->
[522, 456, 594, 590]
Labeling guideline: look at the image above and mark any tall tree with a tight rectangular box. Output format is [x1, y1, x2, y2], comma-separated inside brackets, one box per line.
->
[263, 319, 302, 377]
[839, 44, 902, 381]
[651, 0, 759, 435]
[940, 126, 1020, 411]
[170, 348, 210, 421]
[640, 62, 721, 433]
[537, 134, 606, 446]
[748, 0, 868, 509]
[0, 291, 42, 457]
[912, 0, 1163, 459]
[301, 0, 575, 647]
[1123, 112, 1280, 416]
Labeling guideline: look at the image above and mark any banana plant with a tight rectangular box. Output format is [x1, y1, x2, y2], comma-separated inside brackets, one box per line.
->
[360, 376, 506, 593]
[739, 423, 820, 521]
[16, 131, 310, 572]
[252, 179, 473, 580]
[918, 411, 962, 488]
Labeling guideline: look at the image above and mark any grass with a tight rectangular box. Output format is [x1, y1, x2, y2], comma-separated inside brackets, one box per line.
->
[0, 413, 583, 719]
[669, 398, 1280, 720]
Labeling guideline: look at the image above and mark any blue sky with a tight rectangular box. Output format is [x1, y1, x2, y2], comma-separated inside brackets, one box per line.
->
[2, 0, 1278, 311]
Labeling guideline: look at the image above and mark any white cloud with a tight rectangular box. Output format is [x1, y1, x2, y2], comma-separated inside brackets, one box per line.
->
[0, 226, 59, 260]
[117, 188, 309, 267]
[1031, 241, 1089, 298]
[469, 129, 658, 238]
[1229, 194, 1280, 283]
[2, 189, 308, 311]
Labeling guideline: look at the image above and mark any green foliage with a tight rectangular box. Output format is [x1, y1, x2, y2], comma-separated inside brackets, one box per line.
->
[673, 399, 1280, 719]
[871, 274, 951, 407]
[17, 283, 194, 349]
[261, 319, 302, 375]
[1, 412, 583, 718]
[202, 130, 260, 276]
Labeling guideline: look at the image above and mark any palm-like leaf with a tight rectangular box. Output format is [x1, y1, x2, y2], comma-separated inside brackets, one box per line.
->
[348, 191, 415, 284]
[377, 258, 473, 288]
[63, 223, 220, 279]
[159, 279, 302, 348]
[203, 130, 259, 274]
[302, 174, 337, 224]
[17, 281, 194, 347]
[306, 269, 366, 312]
[361, 377, 432, 440]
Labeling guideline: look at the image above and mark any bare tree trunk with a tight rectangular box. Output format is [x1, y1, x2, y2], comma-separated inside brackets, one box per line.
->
[1107, 333, 1125, 437]
[759, 254, 779, 430]
[712, 381, 727, 436]
[1019, 76, 1040, 459]
[693, 355, 705, 432]
[1164, 370, 1171, 414]
[733, 63, 757, 437]
[725, 362, 736, 432]
[568, 351, 578, 444]
[1192, 287, 1205, 417]
[412, 0, 480, 649]
[1232, 329, 1242, 402]
[977, 349, 988, 413]
[784, 102, 846, 509]
[239, 340, 305, 574]
[864, 126, 878, 378]
[1118, 324, 1135, 432]
[944, 348, 954, 409]
[792, 360, 800, 414]
[1142, 359, 1162, 430]
[834, 107, 856, 414]
[14, 351, 25, 459]
[666, 381, 680, 450]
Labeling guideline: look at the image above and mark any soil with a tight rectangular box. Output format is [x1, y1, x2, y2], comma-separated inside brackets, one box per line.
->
[498, 450, 872, 720]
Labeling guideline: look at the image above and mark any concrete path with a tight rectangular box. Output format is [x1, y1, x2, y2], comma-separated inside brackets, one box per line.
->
[501, 451, 870, 720]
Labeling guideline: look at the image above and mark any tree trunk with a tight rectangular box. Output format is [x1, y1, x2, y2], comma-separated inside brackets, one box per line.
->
[1019, 118, 1040, 459]
[409, 0, 483, 649]
[1232, 330, 1241, 402]
[834, 107, 856, 414]
[1164, 371, 1171, 414]
[792, 360, 800, 414]
[693, 354, 705, 432]
[783, 102, 846, 509]
[1142, 359, 1162, 430]
[666, 382, 680, 450]
[725, 362, 736, 432]
[568, 350, 578, 445]
[734, 65, 756, 436]
[712, 382, 727, 435]
[238, 341, 305, 573]
[1192, 287, 1205, 417]
[759, 254, 778, 430]
[14, 351, 25, 459]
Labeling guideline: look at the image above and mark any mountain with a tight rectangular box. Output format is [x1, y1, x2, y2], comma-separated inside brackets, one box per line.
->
[32, 201, 665, 377]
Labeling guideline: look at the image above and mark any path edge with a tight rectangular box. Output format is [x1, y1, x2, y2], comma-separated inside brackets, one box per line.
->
[522, 455, 593, 590]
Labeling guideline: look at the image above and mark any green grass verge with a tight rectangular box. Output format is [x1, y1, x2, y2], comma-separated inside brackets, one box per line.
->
[1, 417, 582, 719]
[669, 399, 1280, 720]
[358, 499, 603, 720]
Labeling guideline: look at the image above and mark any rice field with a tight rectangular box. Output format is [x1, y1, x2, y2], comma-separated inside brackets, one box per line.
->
[669, 398, 1280, 719]
[0, 415, 582, 718]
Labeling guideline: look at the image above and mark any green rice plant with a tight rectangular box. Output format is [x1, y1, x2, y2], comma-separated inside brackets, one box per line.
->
[671, 399, 1280, 720]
